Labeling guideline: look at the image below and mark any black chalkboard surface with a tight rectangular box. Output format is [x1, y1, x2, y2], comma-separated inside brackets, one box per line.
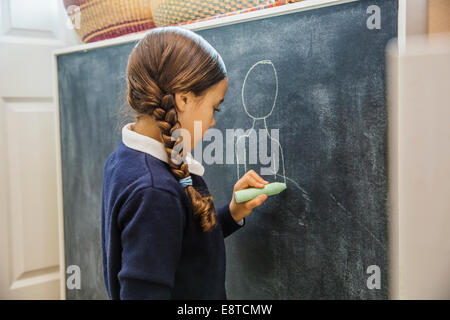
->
[57, 0, 397, 299]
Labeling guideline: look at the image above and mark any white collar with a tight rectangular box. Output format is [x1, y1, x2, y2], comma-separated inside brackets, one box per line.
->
[122, 122, 204, 176]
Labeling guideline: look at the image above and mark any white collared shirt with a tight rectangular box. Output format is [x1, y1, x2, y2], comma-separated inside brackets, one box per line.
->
[122, 122, 205, 176]
[121, 122, 243, 226]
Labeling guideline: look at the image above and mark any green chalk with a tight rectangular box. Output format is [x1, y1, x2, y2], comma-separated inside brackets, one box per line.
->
[234, 182, 287, 203]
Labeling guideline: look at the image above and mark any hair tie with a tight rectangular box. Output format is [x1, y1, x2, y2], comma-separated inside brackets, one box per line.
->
[179, 176, 193, 188]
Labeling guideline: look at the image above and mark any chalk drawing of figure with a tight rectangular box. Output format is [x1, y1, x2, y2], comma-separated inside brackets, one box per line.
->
[235, 59, 310, 202]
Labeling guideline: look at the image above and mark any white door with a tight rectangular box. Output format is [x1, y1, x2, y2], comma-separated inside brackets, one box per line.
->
[0, 0, 80, 299]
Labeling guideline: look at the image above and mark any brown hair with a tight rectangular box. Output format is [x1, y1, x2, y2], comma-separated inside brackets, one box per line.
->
[124, 26, 227, 232]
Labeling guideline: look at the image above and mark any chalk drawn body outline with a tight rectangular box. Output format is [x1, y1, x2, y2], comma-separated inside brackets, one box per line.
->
[235, 59, 310, 202]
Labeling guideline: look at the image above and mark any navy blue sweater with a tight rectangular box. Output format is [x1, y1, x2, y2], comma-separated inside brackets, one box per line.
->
[101, 140, 245, 299]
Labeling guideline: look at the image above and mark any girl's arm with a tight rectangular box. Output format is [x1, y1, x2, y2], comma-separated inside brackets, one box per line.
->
[117, 186, 186, 299]
[216, 203, 245, 239]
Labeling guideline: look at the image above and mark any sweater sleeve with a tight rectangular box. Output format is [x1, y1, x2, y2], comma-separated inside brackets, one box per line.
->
[215, 203, 245, 239]
[116, 186, 185, 300]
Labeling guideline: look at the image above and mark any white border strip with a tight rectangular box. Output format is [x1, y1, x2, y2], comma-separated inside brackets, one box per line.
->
[397, 0, 407, 53]
[52, 0, 358, 56]
[52, 42, 66, 300]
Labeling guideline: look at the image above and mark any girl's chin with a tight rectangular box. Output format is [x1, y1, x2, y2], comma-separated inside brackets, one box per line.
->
[191, 139, 203, 150]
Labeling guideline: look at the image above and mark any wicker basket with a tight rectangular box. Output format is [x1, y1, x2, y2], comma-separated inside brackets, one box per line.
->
[150, 0, 302, 27]
[63, 0, 156, 43]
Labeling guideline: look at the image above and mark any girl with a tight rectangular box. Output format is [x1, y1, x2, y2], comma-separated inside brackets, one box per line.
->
[101, 26, 268, 300]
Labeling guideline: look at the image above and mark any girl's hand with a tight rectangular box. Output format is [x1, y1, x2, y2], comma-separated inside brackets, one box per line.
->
[229, 170, 269, 223]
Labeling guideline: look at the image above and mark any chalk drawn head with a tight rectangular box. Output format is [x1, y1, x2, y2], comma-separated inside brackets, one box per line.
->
[241, 60, 278, 120]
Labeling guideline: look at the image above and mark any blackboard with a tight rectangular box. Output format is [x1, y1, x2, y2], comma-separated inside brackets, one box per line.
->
[57, 0, 397, 299]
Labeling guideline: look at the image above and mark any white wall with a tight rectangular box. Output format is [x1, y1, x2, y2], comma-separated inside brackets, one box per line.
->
[387, 33, 450, 300]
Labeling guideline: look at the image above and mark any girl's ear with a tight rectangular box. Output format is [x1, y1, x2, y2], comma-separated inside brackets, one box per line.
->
[174, 91, 190, 113]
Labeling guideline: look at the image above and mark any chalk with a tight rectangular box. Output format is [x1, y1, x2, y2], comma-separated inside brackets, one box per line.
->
[234, 182, 287, 203]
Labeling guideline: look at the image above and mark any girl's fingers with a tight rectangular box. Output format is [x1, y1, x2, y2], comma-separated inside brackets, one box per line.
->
[234, 170, 269, 191]
[231, 170, 269, 214]
[248, 170, 268, 185]
[246, 175, 265, 188]
[234, 177, 250, 190]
